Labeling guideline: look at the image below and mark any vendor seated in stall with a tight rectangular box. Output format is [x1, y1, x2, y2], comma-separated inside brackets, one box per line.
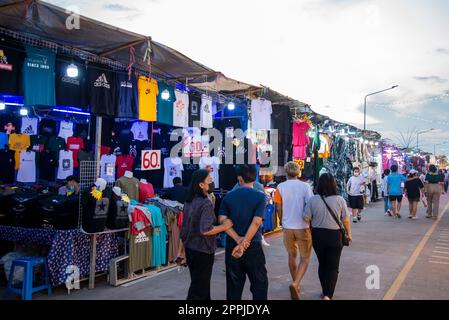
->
[164, 177, 188, 204]
[58, 176, 80, 197]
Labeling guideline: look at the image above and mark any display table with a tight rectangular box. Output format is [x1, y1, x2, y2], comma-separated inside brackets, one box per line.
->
[0, 225, 119, 287]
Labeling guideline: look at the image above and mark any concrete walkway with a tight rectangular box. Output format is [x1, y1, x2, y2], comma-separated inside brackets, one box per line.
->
[27, 194, 449, 300]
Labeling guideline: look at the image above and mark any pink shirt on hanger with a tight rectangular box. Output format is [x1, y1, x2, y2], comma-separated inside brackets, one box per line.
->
[293, 121, 311, 146]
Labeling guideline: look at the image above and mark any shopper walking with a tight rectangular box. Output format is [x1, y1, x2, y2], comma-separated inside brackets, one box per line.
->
[180, 169, 233, 300]
[219, 164, 268, 300]
[444, 169, 449, 194]
[404, 170, 425, 220]
[346, 167, 366, 223]
[425, 165, 445, 220]
[274, 162, 313, 300]
[370, 164, 379, 202]
[303, 173, 352, 300]
[386, 165, 407, 219]
[382, 169, 392, 216]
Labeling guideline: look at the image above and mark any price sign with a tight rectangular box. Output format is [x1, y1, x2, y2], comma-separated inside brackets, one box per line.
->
[141, 150, 161, 171]
[293, 159, 305, 169]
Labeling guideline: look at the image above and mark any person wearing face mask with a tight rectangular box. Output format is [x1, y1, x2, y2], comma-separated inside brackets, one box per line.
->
[58, 175, 80, 196]
[346, 167, 366, 223]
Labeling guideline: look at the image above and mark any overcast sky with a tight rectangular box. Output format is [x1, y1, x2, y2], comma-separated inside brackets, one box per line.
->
[47, 0, 449, 154]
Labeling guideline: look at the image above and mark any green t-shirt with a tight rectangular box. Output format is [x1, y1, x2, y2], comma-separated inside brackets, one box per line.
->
[30, 135, 48, 166]
[425, 173, 444, 184]
[156, 81, 175, 125]
[46, 136, 66, 160]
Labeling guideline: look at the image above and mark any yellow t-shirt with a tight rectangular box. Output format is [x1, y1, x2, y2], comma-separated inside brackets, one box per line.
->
[138, 76, 158, 122]
[8, 133, 31, 169]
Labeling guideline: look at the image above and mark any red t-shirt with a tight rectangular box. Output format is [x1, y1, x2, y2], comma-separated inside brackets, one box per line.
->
[67, 136, 85, 168]
[100, 145, 111, 157]
[130, 207, 151, 235]
[116, 155, 134, 178]
[139, 181, 155, 203]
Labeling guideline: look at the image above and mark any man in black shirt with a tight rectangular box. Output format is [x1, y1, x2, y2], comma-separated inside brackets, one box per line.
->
[165, 177, 187, 204]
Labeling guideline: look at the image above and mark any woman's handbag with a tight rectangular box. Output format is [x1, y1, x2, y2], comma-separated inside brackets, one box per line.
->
[320, 196, 350, 246]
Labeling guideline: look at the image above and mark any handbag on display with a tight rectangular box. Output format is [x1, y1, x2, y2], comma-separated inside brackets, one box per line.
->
[320, 195, 350, 246]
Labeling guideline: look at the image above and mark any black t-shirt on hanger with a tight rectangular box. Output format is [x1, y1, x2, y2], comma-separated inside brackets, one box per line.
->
[116, 73, 138, 119]
[39, 151, 57, 181]
[0, 39, 25, 96]
[87, 65, 116, 117]
[188, 92, 201, 127]
[55, 59, 88, 109]
[0, 149, 16, 184]
[39, 118, 58, 137]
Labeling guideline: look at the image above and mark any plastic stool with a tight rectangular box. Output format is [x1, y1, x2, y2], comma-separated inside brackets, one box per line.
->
[7, 256, 52, 300]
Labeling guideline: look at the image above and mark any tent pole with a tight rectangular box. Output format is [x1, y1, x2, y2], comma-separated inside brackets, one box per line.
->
[95, 116, 102, 177]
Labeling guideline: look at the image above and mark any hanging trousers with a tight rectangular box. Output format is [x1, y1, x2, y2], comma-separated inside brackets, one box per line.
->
[311, 228, 344, 299]
[185, 247, 215, 300]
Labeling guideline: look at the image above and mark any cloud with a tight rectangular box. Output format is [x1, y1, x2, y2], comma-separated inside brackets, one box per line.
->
[436, 48, 449, 55]
[413, 76, 448, 84]
[302, 0, 372, 11]
[103, 3, 138, 12]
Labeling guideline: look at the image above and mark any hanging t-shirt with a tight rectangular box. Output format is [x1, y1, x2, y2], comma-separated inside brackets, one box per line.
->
[139, 181, 155, 203]
[0, 132, 8, 149]
[55, 59, 87, 108]
[8, 133, 31, 170]
[46, 136, 66, 160]
[156, 81, 175, 125]
[130, 121, 149, 141]
[23, 45, 56, 107]
[100, 154, 117, 183]
[182, 127, 209, 158]
[163, 157, 184, 188]
[30, 134, 47, 166]
[173, 90, 189, 128]
[116, 154, 134, 178]
[0, 42, 25, 96]
[67, 136, 85, 168]
[200, 94, 213, 129]
[293, 120, 311, 146]
[0, 149, 16, 184]
[39, 151, 56, 181]
[117, 73, 138, 118]
[17, 150, 36, 183]
[199, 156, 221, 187]
[57, 150, 74, 180]
[58, 121, 74, 142]
[188, 93, 201, 127]
[138, 76, 158, 122]
[21, 117, 38, 135]
[39, 118, 57, 137]
[251, 98, 272, 130]
[87, 66, 116, 117]
[78, 149, 94, 164]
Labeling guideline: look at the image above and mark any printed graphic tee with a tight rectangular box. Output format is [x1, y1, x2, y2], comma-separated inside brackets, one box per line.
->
[67, 136, 85, 168]
[88, 66, 116, 117]
[188, 93, 201, 127]
[163, 157, 184, 188]
[200, 94, 213, 128]
[156, 81, 175, 125]
[199, 156, 221, 187]
[0, 42, 25, 95]
[117, 73, 138, 118]
[173, 90, 189, 128]
[30, 134, 47, 166]
[138, 76, 158, 122]
[116, 154, 134, 178]
[251, 98, 272, 130]
[23, 45, 56, 106]
[8, 133, 31, 169]
[57, 150, 74, 180]
[100, 154, 117, 183]
[58, 121, 74, 142]
[21, 117, 39, 135]
[55, 60, 87, 108]
[17, 150, 36, 183]
[130, 121, 149, 141]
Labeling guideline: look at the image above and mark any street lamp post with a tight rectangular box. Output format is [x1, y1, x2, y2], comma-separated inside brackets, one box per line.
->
[417, 128, 434, 151]
[364, 85, 399, 131]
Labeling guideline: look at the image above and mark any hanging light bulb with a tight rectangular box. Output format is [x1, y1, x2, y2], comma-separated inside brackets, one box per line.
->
[375, 142, 379, 146]
[161, 89, 170, 100]
[66, 63, 79, 78]
[0, 98, 5, 111]
[227, 102, 235, 110]
[369, 141, 374, 146]
[19, 107, 28, 116]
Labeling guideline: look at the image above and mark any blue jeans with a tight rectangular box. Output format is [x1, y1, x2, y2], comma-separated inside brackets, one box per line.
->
[383, 195, 391, 213]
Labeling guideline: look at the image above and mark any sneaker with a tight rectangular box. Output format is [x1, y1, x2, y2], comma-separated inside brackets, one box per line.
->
[397, 213, 402, 219]
[426, 215, 432, 219]
[387, 210, 393, 217]
[353, 218, 358, 223]
[262, 239, 270, 247]
[357, 215, 362, 221]
[411, 216, 418, 220]
[408, 215, 412, 219]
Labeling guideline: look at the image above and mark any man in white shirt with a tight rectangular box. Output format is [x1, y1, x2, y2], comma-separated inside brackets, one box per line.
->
[274, 161, 313, 300]
[347, 167, 366, 223]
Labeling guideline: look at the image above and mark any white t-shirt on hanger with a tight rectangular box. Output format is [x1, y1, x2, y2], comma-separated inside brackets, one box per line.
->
[199, 156, 221, 187]
[130, 121, 149, 141]
[173, 90, 189, 128]
[251, 98, 272, 130]
[17, 150, 36, 183]
[21, 117, 39, 135]
[100, 154, 117, 183]
[163, 157, 184, 188]
[200, 94, 213, 128]
[58, 121, 74, 142]
[57, 150, 74, 180]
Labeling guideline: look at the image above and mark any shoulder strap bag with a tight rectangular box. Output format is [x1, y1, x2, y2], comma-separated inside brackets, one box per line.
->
[320, 195, 350, 246]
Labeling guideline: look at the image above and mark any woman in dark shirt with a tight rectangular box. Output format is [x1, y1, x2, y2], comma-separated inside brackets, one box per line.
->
[404, 170, 424, 219]
[179, 169, 233, 300]
[424, 165, 444, 219]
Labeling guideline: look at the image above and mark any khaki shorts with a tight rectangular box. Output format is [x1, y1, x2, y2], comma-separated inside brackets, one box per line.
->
[283, 228, 312, 259]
